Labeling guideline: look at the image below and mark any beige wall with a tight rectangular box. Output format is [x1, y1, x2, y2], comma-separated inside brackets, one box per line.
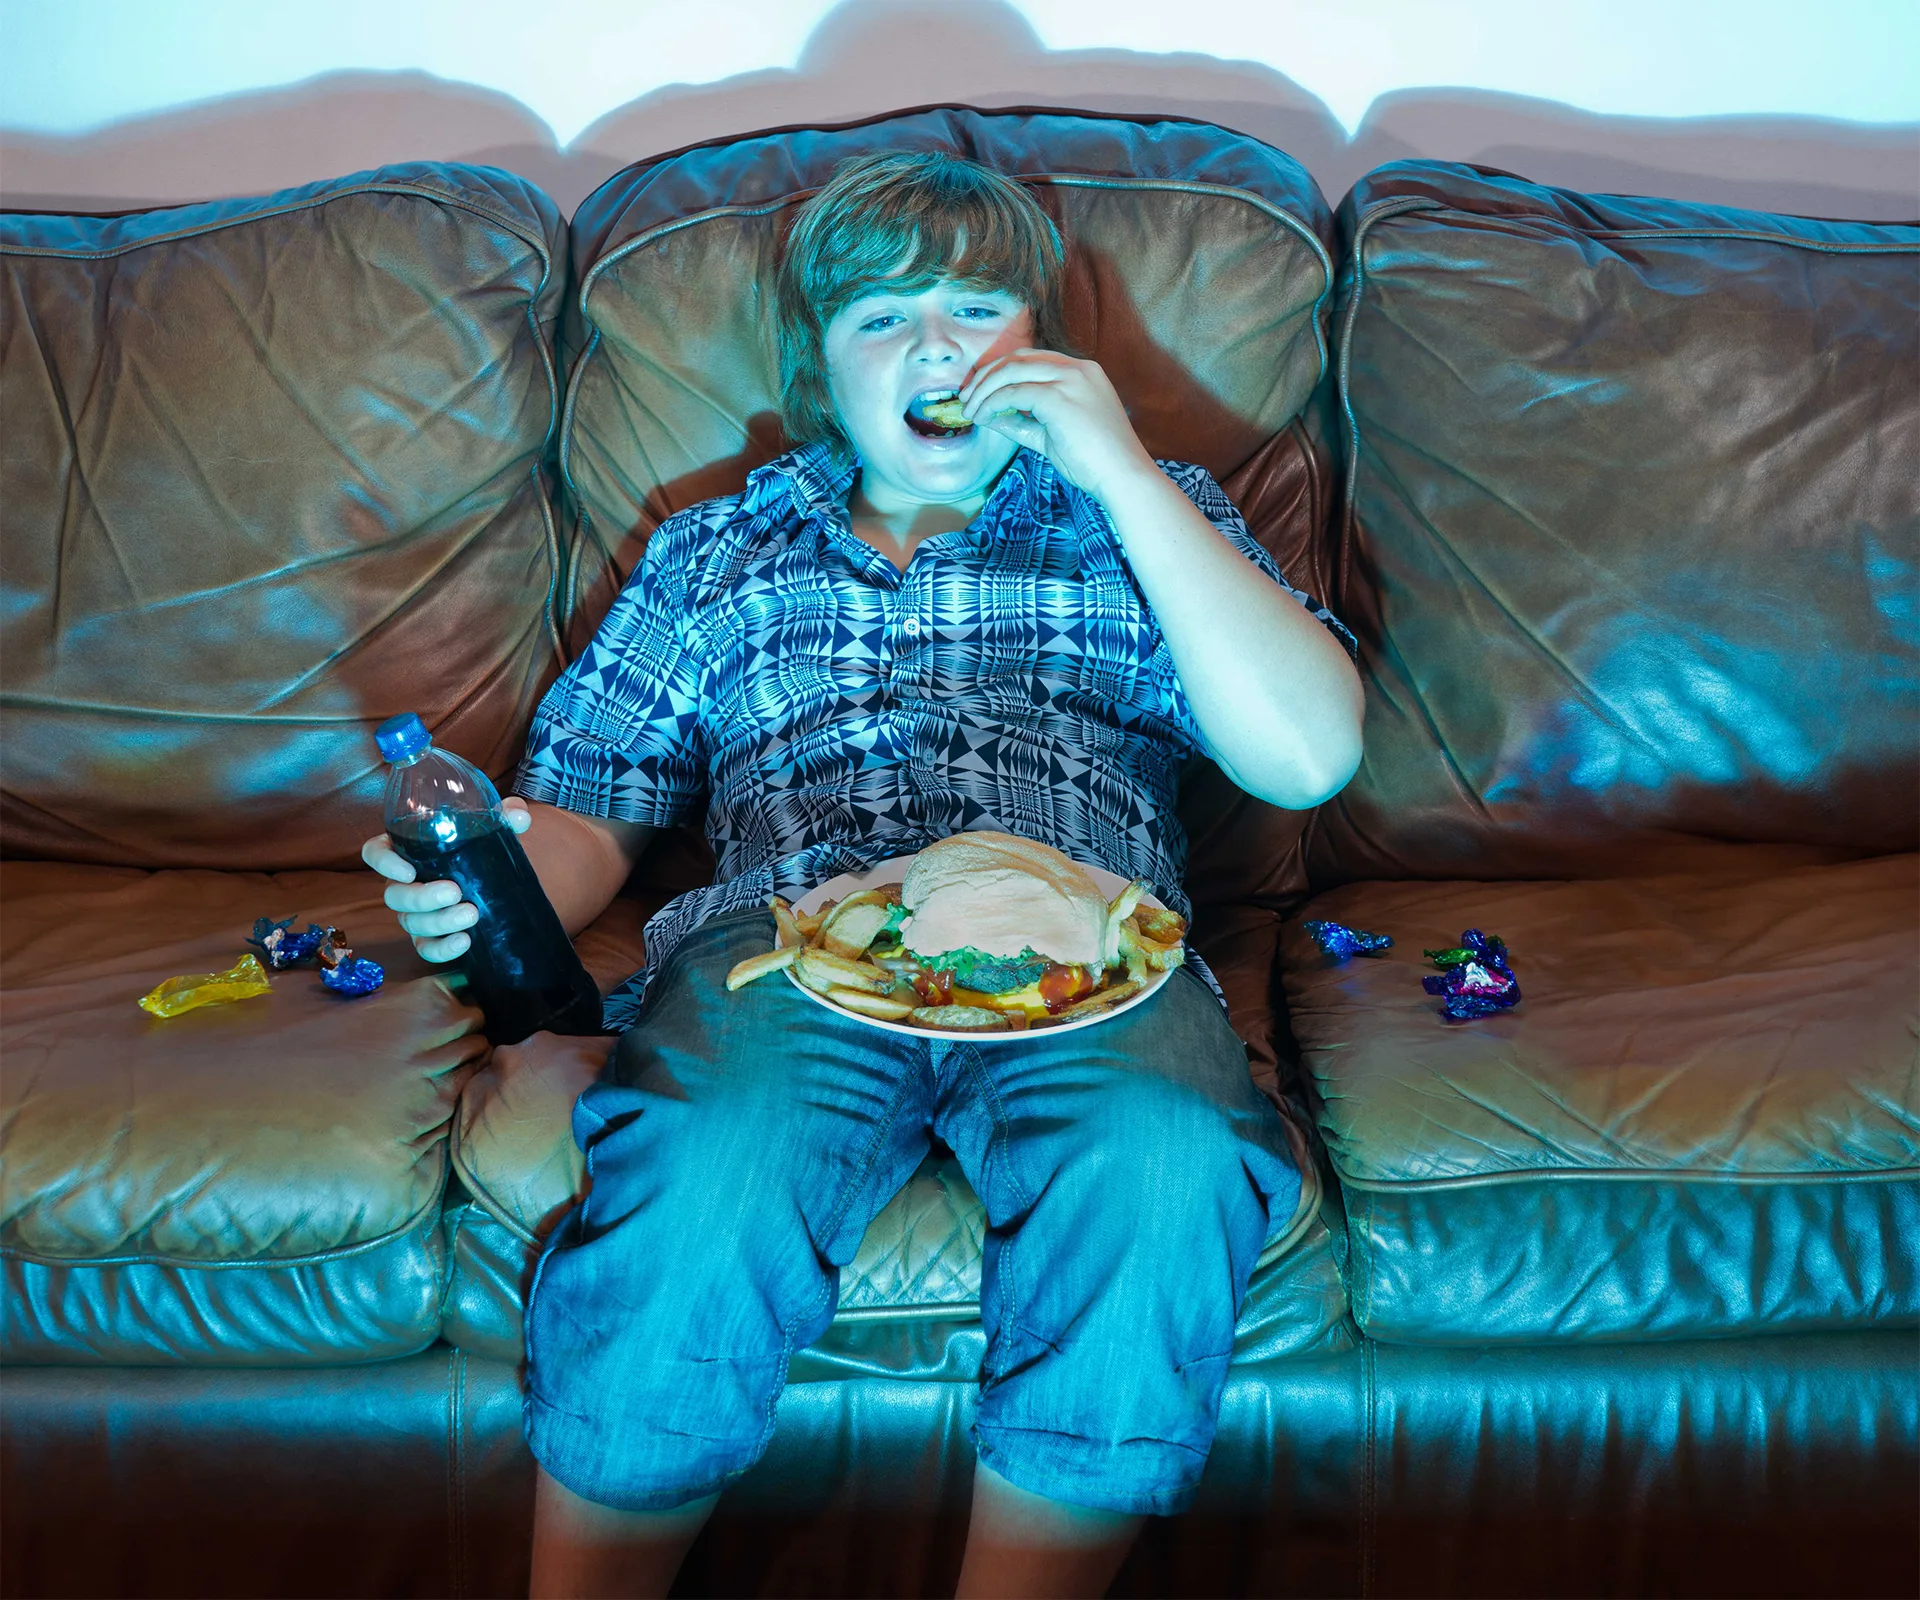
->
[4, 0, 1915, 219]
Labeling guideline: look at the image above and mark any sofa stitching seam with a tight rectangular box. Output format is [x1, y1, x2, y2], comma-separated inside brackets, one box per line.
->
[0, 180, 552, 265]
[1, 1166, 452, 1269]
[1361, 1335, 1377, 1598]
[1329, 1165, 1920, 1193]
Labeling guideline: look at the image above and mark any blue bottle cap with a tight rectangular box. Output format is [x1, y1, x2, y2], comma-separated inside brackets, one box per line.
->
[374, 713, 431, 763]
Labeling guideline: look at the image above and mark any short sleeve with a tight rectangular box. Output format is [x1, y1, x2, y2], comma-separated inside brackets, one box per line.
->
[514, 510, 712, 827]
[1145, 459, 1358, 748]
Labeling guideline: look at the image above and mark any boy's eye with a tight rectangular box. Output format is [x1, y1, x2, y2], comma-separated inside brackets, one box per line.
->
[859, 313, 903, 332]
[956, 305, 1001, 320]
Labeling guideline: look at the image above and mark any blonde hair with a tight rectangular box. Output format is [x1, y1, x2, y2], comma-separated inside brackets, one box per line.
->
[776, 151, 1069, 454]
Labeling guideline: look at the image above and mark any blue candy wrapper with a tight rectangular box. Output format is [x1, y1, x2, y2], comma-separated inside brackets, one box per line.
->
[1422, 928, 1520, 1021]
[320, 956, 385, 997]
[1304, 919, 1394, 959]
[316, 928, 383, 998]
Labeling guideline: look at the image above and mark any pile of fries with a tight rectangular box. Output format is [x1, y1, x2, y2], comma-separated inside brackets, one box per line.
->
[724, 878, 1188, 1032]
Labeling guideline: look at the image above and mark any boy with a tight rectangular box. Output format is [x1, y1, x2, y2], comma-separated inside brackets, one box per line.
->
[366, 151, 1362, 1598]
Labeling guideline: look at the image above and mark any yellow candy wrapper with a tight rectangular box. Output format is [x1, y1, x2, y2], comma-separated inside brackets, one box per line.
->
[138, 954, 273, 1018]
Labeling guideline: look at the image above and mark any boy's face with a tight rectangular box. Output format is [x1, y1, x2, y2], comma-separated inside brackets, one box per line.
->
[823, 278, 1033, 511]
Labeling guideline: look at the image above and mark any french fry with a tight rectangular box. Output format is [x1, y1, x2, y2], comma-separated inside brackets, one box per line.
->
[725, 944, 799, 991]
[796, 946, 894, 995]
[908, 1004, 1010, 1032]
[791, 955, 836, 994]
[820, 898, 893, 959]
[827, 987, 917, 1020]
[768, 896, 805, 949]
[1055, 978, 1144, 1019]
[794, 901, 833, 937]
[1102, 879, 1147, 965]
[1135, 905, 1188, 944]
[1120, 917, 1185, 971]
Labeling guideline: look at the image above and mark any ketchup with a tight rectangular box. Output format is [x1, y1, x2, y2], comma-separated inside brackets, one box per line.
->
[1038, 963, 1096, 1012]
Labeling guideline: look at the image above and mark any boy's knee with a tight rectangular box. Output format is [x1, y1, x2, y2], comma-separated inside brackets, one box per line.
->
[1078, 1074, 1253, 1199]
[1020, 1070, 1294, 1282]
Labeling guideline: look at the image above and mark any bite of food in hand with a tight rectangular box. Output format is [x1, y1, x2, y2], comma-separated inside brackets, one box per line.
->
[904, 389, 973, 438]
[724, 834, 1186, 1032]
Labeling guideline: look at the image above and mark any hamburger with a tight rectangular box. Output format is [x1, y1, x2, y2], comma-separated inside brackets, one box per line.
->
[886, 831, 1114, 1018]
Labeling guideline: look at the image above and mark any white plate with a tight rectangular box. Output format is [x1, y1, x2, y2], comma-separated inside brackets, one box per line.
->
[786, 853, 1174, 1042]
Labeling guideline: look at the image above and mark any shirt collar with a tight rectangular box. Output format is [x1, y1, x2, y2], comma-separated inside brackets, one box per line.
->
[776, 441, 860, 521]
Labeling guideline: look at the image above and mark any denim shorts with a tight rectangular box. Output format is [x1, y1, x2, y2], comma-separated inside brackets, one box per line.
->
[524, 906, 1300, 1517]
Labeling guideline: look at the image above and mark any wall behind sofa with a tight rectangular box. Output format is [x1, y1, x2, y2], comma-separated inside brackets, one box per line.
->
[3, 0, 1916, 219]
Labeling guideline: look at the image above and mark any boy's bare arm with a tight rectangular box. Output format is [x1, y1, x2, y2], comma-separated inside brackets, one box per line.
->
[1085, 467, 1364, 809]
[516, 802, 658, 937]
[961, 350, 1365, 810]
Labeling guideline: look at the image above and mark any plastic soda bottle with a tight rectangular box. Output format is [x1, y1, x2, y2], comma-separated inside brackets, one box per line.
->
[374, 713, 603, 1045]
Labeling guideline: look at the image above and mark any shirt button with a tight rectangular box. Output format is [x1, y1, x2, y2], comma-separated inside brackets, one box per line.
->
[903, 616, 921, 637]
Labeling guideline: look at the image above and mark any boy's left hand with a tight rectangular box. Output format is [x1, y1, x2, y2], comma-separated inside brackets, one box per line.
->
[960, 350, 1156, 499]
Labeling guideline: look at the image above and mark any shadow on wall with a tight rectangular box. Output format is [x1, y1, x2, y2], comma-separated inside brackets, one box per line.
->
[3, 0, 1915, 220]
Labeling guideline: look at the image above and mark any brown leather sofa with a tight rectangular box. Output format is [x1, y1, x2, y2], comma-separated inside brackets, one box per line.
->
[2, 107, 1915, 1599]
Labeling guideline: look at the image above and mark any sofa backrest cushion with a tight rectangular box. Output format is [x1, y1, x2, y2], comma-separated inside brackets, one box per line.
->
[0, 164, 568, 870]
[1312, 162, 1919, 884]
[559, 105, 1337, 643]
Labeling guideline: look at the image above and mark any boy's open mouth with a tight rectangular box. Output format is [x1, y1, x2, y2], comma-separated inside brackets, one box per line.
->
[904, 389, 973, 439]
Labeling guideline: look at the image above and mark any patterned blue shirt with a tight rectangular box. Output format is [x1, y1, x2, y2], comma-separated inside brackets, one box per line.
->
[517, 443, 1353, 1031]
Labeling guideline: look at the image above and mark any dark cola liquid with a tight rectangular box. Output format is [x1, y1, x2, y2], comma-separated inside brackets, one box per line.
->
[388, 814, 603, 1045]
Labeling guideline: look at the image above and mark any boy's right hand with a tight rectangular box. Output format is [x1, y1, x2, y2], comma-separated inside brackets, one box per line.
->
[362, 798, 533, 963]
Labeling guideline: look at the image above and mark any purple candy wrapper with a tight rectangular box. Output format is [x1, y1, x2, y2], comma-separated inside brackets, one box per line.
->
[321, 957, 385, 997]
[1422, 928, 1520, 1021]
[1304, 919, 1394, 959]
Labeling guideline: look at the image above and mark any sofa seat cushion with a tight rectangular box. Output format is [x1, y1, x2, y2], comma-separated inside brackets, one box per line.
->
[0, 861, 486, 1363]
[444, 1027, 1354, 1374]
[1281, 852, 1920, 1345]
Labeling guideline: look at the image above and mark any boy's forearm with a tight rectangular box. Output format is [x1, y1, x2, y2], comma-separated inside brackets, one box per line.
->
[517, 801, 652, 937]
[1095, 461, 1364, 809]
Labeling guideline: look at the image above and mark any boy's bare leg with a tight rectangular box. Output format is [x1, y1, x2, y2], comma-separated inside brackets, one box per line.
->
[529, 1465, 717, 1600]
[955, 1462, 1144, 1599]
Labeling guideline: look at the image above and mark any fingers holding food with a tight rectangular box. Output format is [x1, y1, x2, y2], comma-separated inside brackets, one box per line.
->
[726, 944, 800, 991]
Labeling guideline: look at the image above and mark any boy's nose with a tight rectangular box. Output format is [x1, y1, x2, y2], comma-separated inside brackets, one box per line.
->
[908, 319, 964, 363]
